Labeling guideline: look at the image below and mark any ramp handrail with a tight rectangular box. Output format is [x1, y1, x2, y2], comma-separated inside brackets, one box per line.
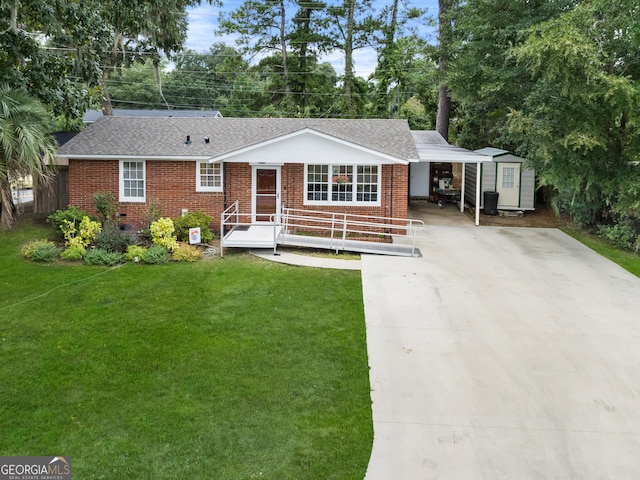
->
[278, 207, 425, 256]
[220, 203, 426, 257]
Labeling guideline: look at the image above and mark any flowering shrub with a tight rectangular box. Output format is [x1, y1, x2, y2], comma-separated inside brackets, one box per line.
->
[150, 217, 178, 251]
[61, 216, 102, 248]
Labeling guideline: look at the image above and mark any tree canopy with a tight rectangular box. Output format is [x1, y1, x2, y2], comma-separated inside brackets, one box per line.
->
[2, 0, 639, 246]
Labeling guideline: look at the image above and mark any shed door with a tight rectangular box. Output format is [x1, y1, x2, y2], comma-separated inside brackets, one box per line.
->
[252, 166, 281, 222]
[496, 163, 520, 208]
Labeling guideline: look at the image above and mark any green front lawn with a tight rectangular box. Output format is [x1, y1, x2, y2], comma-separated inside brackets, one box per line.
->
[0, 218, 372, 479]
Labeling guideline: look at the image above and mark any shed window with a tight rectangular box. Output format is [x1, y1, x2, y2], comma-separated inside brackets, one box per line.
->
[120, 160, 145, 202]
[502, 167, 516, 188]
[305, 164, 380, 205]
[197, 161, 223, 192]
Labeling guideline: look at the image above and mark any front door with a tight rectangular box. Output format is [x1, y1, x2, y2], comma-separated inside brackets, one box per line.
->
[496, 163, 520, 208]
[253, 166, 281, 222]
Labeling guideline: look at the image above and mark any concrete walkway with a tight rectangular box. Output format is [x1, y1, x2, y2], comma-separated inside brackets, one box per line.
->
[361, 226, 640, 479]
[250, 248, 361, 270]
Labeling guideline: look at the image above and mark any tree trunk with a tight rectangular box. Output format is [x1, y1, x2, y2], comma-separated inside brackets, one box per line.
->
[9, 1, 18, 32]
[279, 0, 293, 113]
[343, 0, 356, 113]
[100, 68, 114, 116]
[436, 84, 450, 141]
[376, 0, 399, 117]
[0, 174, 16, 230]
[435, 0, 452, 141]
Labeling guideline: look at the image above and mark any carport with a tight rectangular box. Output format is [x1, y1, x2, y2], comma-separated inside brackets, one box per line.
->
[410, 131, 492, 226]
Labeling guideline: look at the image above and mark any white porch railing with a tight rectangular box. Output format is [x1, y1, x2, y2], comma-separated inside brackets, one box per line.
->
[220, 202, 426, 257]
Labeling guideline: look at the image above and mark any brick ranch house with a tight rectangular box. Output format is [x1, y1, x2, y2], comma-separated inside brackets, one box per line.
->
[56, 117, 418, 232]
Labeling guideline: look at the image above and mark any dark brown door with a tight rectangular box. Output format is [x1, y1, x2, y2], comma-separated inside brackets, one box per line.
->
[254, 167, 279, 222]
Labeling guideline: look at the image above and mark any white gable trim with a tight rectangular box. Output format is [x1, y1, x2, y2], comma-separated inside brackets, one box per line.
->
[209, 128, 409, 165]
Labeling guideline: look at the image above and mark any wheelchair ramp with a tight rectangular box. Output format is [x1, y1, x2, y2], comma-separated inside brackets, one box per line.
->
[220, 202, 425, 257]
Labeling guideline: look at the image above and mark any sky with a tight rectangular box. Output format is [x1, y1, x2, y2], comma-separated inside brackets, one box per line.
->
[184, 0, 439, 79]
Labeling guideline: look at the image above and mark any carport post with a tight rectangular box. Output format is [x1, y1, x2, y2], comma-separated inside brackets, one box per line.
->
[475, 161, 481, 226]
[460, 163, 465, 214]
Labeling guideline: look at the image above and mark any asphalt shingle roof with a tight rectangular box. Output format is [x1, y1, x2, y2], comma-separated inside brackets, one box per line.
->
[58, 117, 419, 160]
[83, 109, 222, 123]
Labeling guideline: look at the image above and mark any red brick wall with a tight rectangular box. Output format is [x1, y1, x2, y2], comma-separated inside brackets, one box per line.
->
[69, 159, 225, 231]
[68, 159, 409, 231]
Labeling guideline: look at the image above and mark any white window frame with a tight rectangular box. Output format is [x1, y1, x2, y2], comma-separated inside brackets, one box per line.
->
[304, 163, 381, 206]
[119, 160, 146, 203]
[196, 161, 223, 192]
[501, 166, 516, 189]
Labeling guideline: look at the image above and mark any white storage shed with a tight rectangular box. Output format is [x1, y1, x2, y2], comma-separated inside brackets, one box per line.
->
[464, 147, 536, 212]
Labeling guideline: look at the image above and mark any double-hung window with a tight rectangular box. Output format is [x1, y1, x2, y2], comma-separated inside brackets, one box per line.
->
[305, 164, 380, 205]
[120, 160, 145, 202]
[196, 161, 223, 192]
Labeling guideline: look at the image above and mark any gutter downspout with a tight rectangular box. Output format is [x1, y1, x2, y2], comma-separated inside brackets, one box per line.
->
[390, 164, 394, 218]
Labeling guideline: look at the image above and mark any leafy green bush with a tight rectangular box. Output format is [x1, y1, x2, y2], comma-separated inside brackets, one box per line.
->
[172, 242, 203, 262]
[61, 245, 86, 261]
[143, 245, 171, 265]
[21, 240, 61, 262]
[94, 227, 138, 253]
[173, 210, 214, 244]
[125, 245, 148, 262]
[93, 192, 118, 226]
[47, 206, 90, 238]
[598, 222, 638, 251]
[150, 217, 178, 251]
[84, 248, 124, 266]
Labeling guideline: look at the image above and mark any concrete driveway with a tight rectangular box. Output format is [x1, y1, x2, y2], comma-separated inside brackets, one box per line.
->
[361, 226, 640, 479]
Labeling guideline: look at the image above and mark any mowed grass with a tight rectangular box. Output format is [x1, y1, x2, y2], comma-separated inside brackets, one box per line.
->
[0, 218, 373, 479]
[562, 225, 640, 278]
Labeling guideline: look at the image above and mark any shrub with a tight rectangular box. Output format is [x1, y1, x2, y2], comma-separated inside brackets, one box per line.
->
[61, 245, 86, 261]
[173, 210, 215, 244]
[94, 227, 138, 253]
[47, 206, 90, 238]
[141, 201, 163, 239]
[150, 217, 178, 251]
[84, 248, 124, 266]
[93, 192, 118, 227]
[61, 216, 102, 248]
[143, 245, 171, 265]
[125, 245, 148, 263]
[598, 222, 638, 251]
[21, 240, 61, 262]
[172, 242, 203, 262]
